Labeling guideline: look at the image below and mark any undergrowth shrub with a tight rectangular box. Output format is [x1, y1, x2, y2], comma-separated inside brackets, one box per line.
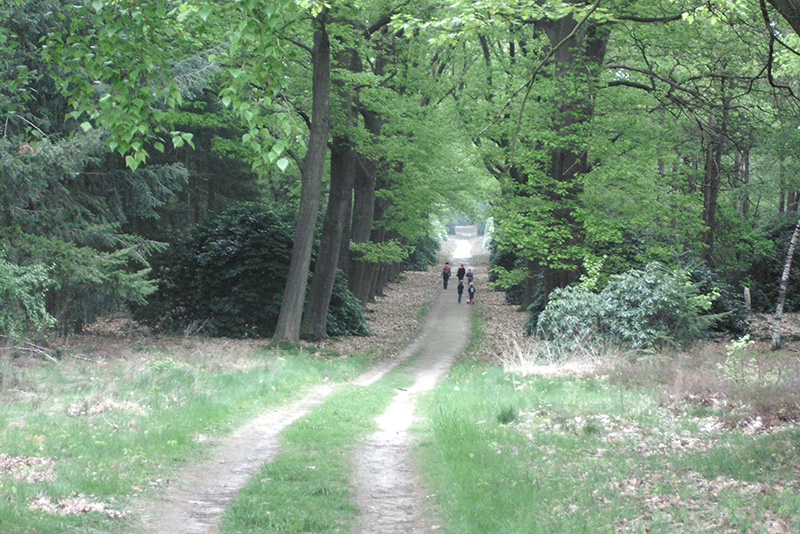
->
[134, 201, 368, 338]
[0, 257, 54, 339]
[488, 244, 526, 306]
[604, 343, 800, 425]
[689, 261, 749, 336]
[402, 234, 439, 271]
[537, 263, 719, 355]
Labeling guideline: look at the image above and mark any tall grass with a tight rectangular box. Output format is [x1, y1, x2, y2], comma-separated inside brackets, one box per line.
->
[0, 344, 369, 533]
[418, 361, 800, 533]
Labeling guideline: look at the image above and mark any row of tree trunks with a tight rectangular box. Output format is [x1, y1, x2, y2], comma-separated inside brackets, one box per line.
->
[297, 25, 403, 340]
[348, 109, 383, 304]
[299, 46, 360, 340]
[272, 13, 331, 344]
[701, 86, 729, 267]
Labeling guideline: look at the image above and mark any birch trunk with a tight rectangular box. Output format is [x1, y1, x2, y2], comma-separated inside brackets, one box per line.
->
[772, 216, 800, 349]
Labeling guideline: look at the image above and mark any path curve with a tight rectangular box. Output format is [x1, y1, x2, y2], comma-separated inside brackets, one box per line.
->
[135, 239, 476, 533]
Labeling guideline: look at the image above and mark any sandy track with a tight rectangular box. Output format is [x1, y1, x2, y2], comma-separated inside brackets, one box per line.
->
[135, 241, 476, 533]
[353, 276, 473, 533]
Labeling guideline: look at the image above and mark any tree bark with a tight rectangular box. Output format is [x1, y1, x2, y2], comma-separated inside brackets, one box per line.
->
[365, 178, 390, 301]
[701, 100, 727, 267]
[300, 106, 357, 340]
[537, 16, 609, 296]
[349, 111, 383, 303]
[299, 45, 360, 340]
[772, 215, 800, 349]
[738, 146, 750, 217]
[273, 14, 331, 344]
[767, 0, 800, 38]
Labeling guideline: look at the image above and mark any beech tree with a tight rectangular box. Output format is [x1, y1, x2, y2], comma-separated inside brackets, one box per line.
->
[12, 0, 800, 342]
[273, 11, 331, 344]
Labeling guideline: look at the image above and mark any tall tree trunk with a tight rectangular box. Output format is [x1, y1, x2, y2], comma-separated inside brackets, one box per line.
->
[701, 101, 727, 267]
[536, 17, 608, 296]
[300, 124, 357, 340]
[789, 191, 799, 213]
[739, 146, 750, 217]
[299, 46, 359, 341]
[273, 14, 331, 344]
[772, 215, 800, 350]
[349, 111, 383, 303]
[365, 178, 390, 301]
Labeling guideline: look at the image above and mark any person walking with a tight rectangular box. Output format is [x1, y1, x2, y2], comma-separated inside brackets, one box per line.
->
[466, 268, 473, 284]
[467, 282, 476, 304]
[457, 280, 464, 303]
[456, 264, 466, 283]
[442, 262, 451, 289]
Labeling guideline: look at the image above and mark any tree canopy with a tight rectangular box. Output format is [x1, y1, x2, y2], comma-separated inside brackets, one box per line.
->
[3, 0, 800, 344]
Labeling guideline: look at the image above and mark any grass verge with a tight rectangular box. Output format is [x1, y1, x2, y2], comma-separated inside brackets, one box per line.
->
[418, 361, 800, 533]
[0, 343, 369, 533]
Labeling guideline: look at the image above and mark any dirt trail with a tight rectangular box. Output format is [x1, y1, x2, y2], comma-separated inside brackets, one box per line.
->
[353, 245, 473, 533]
[135, 239, 476, 534]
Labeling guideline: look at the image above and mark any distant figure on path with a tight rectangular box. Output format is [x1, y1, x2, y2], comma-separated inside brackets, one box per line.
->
[456, 264, 466, 282]
[457, 280, 464, 303]
[466, 268, 473, 284]
[467, 282, 476, 304]
[442, 262, 451, 289]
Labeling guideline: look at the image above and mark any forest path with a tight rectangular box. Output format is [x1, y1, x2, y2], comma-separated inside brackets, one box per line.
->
[352, 240, 473, 533]
[135, 238, 476, 534]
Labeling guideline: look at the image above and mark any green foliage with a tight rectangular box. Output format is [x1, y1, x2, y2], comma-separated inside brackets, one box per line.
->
[326, 272, 369, 337]
[138, 201, 368, 338]
[44, 0, 191, 169]
[718, 335, 762, 384]
[0, 135, 183, 334]
[43, 0, 302, 171]
[488, 242, 527, 306]
[0, 257, 54, 339]
[17, 234, 162, 334]
[402, 234, 440, 271]
[537, 263, 720, 351]
[349, 239, 410, 264]
[744, 214, 800, 313]
[688, 261, 749, 336]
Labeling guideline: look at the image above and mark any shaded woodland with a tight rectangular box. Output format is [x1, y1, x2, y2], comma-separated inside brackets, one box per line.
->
[3, 0, 800, 348]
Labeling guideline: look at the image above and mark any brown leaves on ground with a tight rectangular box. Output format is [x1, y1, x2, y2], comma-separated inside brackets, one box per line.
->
[310, 269, 445, 359]
[612, 470, 792, 533]
[28, 492, 130, 518]
[0, 453, 56, 484]
[1, 455, 130, 518]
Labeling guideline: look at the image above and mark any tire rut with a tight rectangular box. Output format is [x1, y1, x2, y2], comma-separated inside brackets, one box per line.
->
[135, 245, 475, 534]
[353, 284, 472, 533]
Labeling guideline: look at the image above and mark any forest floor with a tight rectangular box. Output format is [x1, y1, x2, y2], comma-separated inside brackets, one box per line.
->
[134, 233, 506, 533]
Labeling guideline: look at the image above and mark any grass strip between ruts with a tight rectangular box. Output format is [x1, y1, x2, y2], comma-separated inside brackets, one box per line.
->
[219, 373, 409, 533]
